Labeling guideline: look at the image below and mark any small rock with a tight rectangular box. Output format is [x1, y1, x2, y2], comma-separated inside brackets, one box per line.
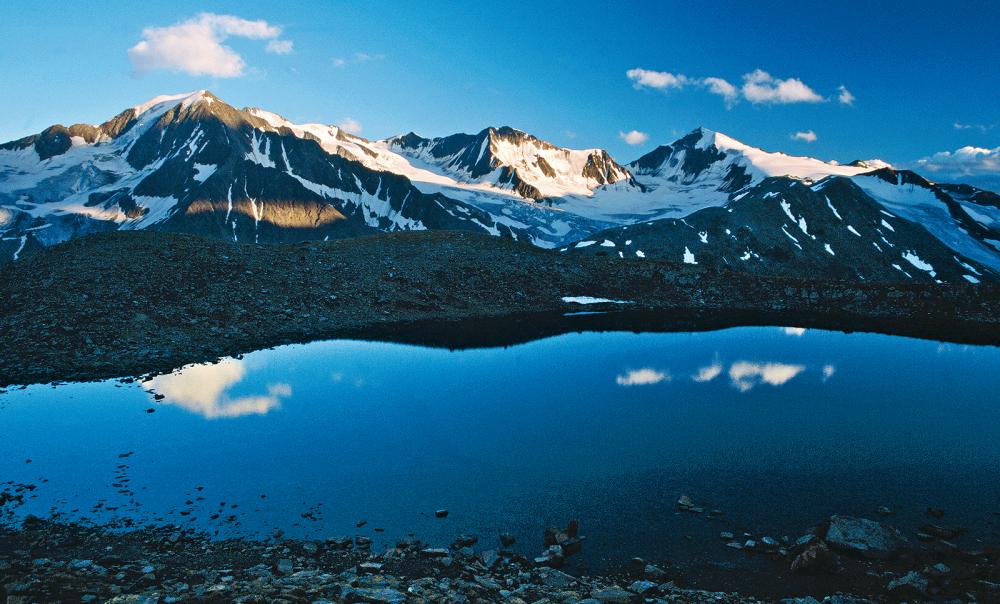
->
[644, 563, 667, 581]
[887, 570, 929, 597]
[919, 523, 965, 539]
[341, 587, 407, 604]
[434, 509, 449, 518]
[276, 558, 293, 574]
[537, 568, 576, 589]
[499, 532, 516, 547]
[628, 579, 656, 594]
[794, 534, 816, 548]
[926, 562, 951, 576]
[591, 587, 633, 604]
[479, 549, 500, 568]
[791, 542, 838, 574]
[452, 533, 478, 548]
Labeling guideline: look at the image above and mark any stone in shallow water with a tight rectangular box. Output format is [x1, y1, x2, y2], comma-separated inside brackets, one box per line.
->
[825, 515, 909, 559]
[479, 549, 500, 568]
[452, 533, 478, 548]
[591, 587, 633, 603]
[790, 542, 837, 574]
[644, 563, 667, 581]
[886, 570, 929, 597]
[628, 579, 656, 594]
[341, 587, 407, 604]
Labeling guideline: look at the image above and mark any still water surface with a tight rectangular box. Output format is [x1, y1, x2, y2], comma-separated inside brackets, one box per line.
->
[2, 327, 999, 569]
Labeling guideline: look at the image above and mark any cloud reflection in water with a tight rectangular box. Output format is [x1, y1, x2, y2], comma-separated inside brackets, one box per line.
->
[144, 359, 291, 419]
[728, 361, 806, 392]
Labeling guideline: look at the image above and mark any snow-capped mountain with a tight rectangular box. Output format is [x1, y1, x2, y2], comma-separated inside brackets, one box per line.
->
[564, 128, 1000, 284]
[385, 127, 636, 200]
[0, 91, 533, 259]
[2, 91, 998, 284]
[568, 175, 995, 284]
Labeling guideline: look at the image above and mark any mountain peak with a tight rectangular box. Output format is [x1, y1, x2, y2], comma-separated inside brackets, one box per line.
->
[132, 90, 217, 117]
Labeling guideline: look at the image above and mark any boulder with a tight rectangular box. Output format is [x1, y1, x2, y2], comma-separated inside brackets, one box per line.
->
[790, 542, 838, 574]
[825, 515, 909, 559]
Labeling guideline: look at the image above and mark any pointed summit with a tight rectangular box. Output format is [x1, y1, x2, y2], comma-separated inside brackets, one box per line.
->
[385, 125, 635, 200]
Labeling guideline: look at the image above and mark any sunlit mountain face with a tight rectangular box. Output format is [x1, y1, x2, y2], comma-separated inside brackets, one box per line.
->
[2, 92, 998, 286]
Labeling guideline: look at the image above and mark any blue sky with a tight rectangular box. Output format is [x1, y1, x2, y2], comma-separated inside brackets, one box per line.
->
[1, 1, 998, 182]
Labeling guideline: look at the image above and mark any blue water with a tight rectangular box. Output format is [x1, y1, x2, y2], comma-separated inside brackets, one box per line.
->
[2, 327, 999, 570]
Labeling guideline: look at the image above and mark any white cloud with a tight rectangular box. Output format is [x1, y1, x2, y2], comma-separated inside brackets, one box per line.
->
[782, 326, 807, 336]
[915, 146, 1000, 176]
[954, 122, 995, 133]
[143, 359, 291, 419]
[702, 77, 739, 107]
[741, 69, 824, 104]
[619, 130, 649, 145]
[128, 13, 289, 78]
[822, 364, 836, 382]
[627, 68, 689, 91]
[728, 361, 805, 392]
[333, 52, 385, 68]
[338, 117, 362, 135]
[628, 67, 832, 107]
[790, 130, 817, 143]
[691, 362, 723, 382]
[616, 368, 670, 386]
[266, 39, 293, 55]
[837, 85, 855, 106]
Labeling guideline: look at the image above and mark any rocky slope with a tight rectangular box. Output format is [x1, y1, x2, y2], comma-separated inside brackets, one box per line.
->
[1, 230, 997, 386]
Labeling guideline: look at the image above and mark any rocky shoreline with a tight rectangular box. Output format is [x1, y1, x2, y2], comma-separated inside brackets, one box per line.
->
[1, 230, 999, 387]
[2, 501, 999, 604]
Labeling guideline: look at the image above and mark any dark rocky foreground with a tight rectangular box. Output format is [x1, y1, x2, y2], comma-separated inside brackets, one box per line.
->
[2, 508, 999, 603]
[1, 230, 999, 386]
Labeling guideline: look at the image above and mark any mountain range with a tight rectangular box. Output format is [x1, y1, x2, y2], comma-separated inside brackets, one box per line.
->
[2, 90, 998, 284]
